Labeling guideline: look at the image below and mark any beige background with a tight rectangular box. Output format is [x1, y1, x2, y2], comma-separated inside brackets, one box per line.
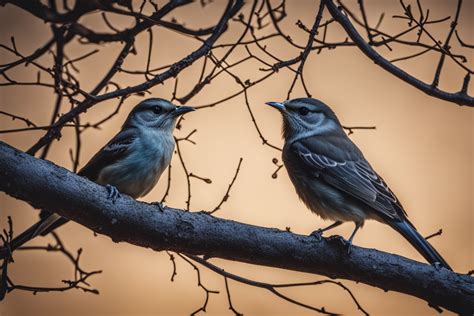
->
[0, 1, 473, 315]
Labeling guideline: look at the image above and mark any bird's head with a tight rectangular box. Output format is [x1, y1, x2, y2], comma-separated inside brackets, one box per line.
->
[266, 98, 341, 141]
[124, 98, 194, 131]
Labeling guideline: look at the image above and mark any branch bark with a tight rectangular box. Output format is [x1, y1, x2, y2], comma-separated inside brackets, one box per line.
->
[0, 141, 473, 315]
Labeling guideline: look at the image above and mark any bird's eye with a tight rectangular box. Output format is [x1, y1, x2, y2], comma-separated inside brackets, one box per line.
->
[152, 106, 162, 114]
[298, 107, 310, 116]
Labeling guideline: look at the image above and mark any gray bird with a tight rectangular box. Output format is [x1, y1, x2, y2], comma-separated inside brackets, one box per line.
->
[266, 97, 451, 270]
[1, 98, 194, 257]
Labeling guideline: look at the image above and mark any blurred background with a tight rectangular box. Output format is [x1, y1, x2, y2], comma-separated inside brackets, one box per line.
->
[0, 0, 472, 315]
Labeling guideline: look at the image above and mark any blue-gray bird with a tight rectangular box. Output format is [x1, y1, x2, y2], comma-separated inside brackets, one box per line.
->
[266, 97, 451, 270]
[1, 98, 194, 258]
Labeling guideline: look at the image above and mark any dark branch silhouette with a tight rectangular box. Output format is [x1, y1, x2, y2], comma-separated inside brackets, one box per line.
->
[0, 0, 472, 314]
[0, 142, 473, 315]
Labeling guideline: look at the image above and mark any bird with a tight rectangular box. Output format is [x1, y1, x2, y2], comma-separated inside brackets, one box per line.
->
[0, 98, 194, 258]
[266, 97, 451, 270]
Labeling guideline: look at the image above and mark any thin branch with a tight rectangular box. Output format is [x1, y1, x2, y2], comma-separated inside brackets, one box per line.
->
[425, 229, 442, 240]
[324, 0, 474, 106]
[426, 0, 462, 87]
[175, 137, 192, 210]
[160, 164, 173, 204]
[178, 253, 219, 315]
[26, 0, 244, 155]
[224, 276, 243, 316]
[208, 158, 243, 214]
[0, 110, 37, 127]
[186, 254, 369, 315]
[243, 89, 282, 151]
[455, 30, 474, 48]
[342, 125, 376, 135]
[3, 227, 101, 296]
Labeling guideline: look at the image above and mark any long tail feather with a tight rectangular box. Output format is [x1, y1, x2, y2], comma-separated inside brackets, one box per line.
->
[389, 220, 451, 270]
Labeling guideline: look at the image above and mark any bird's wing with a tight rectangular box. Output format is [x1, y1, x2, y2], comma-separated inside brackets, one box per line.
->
[78, 128, 137, 181]
[292, 138, 407, 220]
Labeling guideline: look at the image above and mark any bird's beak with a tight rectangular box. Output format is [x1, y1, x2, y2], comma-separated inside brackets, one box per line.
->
[173, 106, 195, 117]
[265, 101, 286, 112]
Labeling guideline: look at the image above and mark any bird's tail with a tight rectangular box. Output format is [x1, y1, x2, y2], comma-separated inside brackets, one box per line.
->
[389, 220, 452, 270]
[0, 213, 64, 259]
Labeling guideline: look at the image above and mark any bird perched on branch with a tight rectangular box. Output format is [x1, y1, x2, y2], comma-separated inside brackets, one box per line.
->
[1, 98, 194, 258]
[266, 97, 451, 270]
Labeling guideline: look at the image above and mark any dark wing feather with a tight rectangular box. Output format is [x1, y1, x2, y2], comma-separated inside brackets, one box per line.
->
[34, 129, 137, 241]
[78, 128, 137, 181]
[292, 140, 407, 220]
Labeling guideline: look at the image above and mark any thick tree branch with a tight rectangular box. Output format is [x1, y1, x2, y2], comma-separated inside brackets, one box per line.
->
[0, 141, 473, 315]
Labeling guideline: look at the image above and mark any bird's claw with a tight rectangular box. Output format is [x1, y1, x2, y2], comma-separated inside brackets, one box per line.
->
[326, 235, 354, 254]
[106, 185, 121, 203]
[327, 234, 346, 243]
[433, 262, 443, 270]
[151, 201, 165, 212]
[310, 228, 324, 241]
[346, 240, 354, 254]
[327, 234, 349, 248]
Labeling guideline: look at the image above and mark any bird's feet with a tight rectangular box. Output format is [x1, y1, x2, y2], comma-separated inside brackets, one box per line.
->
[310, 228, 325, 241]
[151, 201, 165, 212]
[433, 262, 443, 270]
[327, 234, 346, 245]
[346, 239, 354, 254]
[309, 221, 343, 241]
[106, 185, 121, 203]
[327, 235, 353, 254]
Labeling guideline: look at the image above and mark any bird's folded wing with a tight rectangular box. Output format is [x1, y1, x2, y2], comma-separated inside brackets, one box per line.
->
[78, 128, 137, 181]
[292, 140, 406, 220]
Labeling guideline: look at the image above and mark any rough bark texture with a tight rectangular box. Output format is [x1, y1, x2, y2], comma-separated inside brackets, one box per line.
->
[0, 141, 473, 314]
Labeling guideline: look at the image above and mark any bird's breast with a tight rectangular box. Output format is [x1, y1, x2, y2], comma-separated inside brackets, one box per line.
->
[99, 130, 175, 198]
[283, 148, 368, 223]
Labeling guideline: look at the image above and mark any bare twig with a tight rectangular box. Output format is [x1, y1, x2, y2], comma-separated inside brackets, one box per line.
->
[208, 158, 243, 214]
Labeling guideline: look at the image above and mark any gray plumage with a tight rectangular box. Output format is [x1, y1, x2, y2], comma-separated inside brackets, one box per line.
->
[81, 99, 180, 198]
[80, 98, 191, 197]
[267, 98, 451, 270]
[1, 98, 194, 257]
